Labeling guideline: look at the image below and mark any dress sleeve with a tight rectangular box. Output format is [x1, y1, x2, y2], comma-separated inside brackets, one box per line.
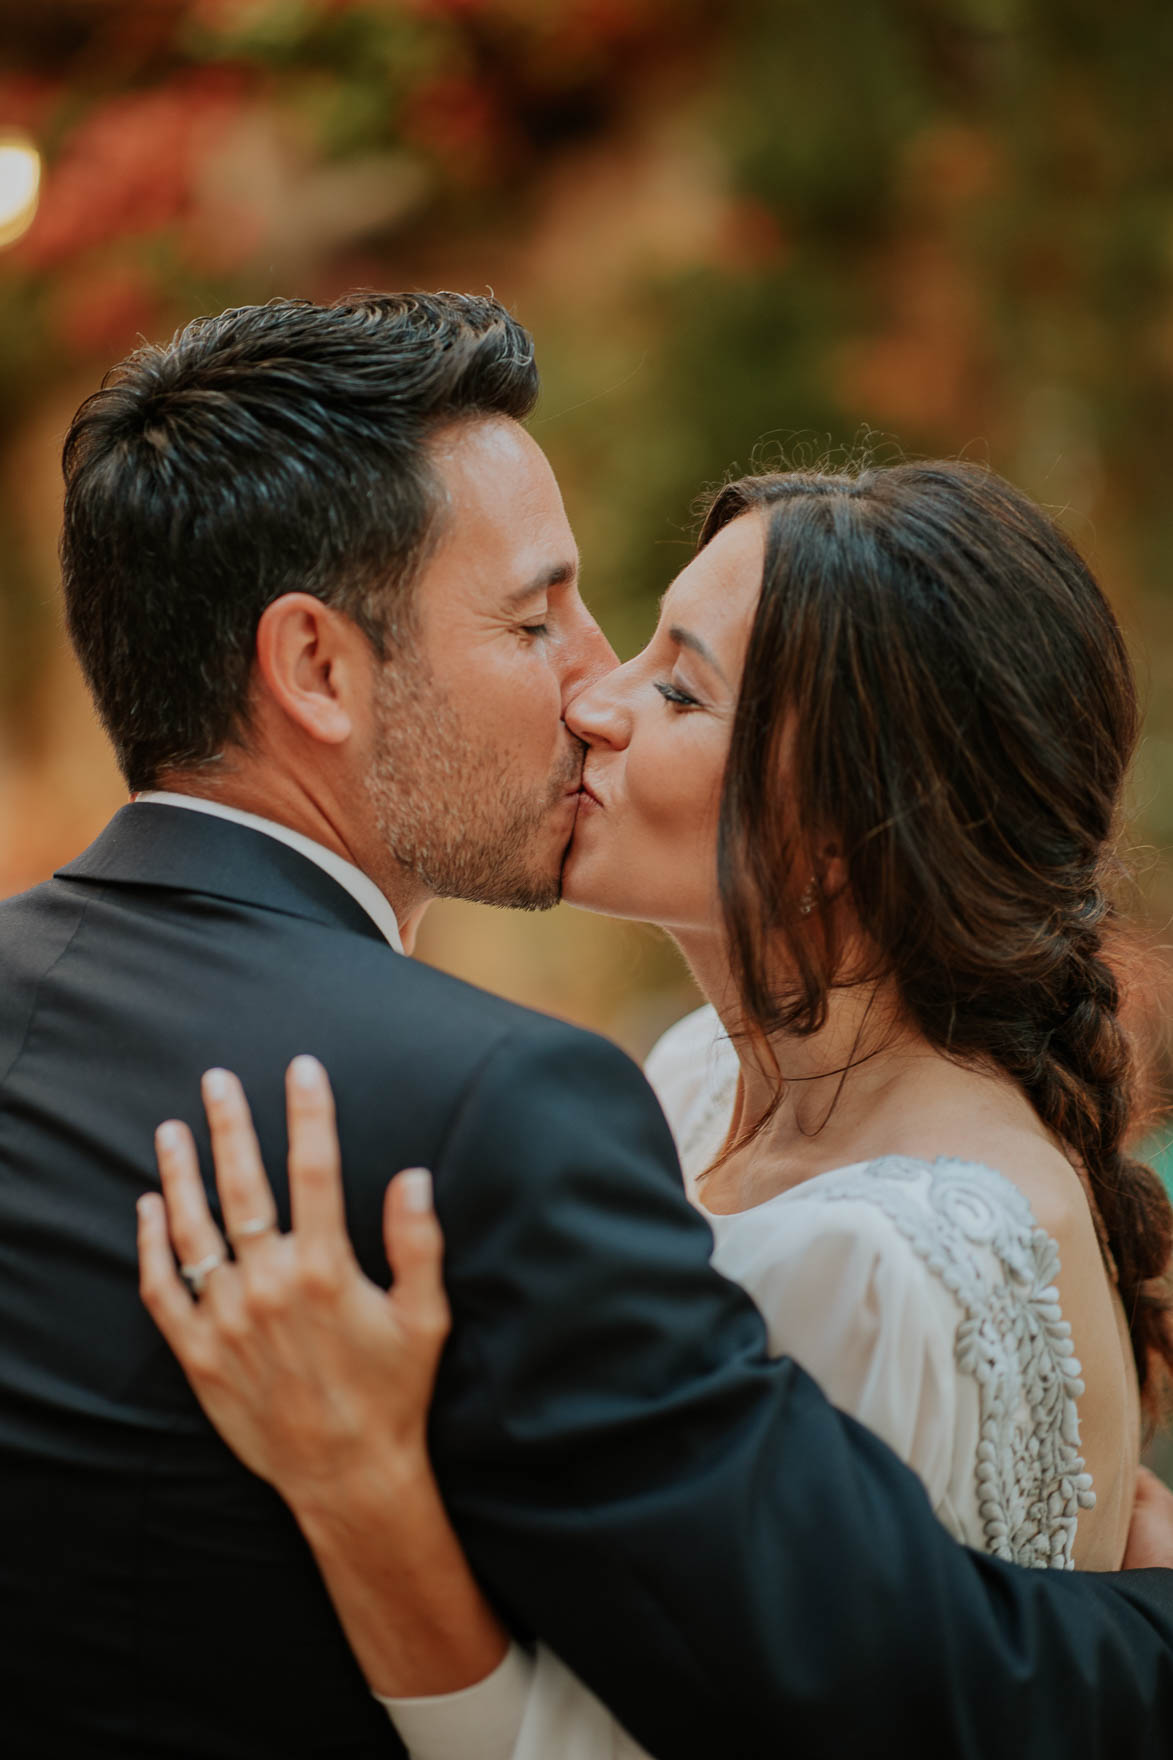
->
[378, 1639, 648, 1760]
[711, 1195, 960, 1511]
[376, 1643, 533, 1760]
[642, 1004, 726, 1131]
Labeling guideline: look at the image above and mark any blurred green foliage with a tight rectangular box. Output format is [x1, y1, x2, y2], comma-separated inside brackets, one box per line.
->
[2, 0, 1173, 856]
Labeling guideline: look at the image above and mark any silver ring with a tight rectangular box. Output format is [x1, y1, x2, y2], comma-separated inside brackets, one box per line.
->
[228, 1215, 276, 1244]
[180, 1250, 227, 1297]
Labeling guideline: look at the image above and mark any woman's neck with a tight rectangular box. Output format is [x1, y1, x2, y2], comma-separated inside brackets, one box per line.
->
[672, 926, 932, 1194]
[671, 928, 1069, 1218]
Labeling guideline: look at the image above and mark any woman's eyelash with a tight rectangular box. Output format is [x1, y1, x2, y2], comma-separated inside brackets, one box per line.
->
[655, 680, 700, 709]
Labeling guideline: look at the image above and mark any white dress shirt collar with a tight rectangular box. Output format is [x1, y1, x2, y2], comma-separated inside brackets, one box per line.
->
[135, 791, 403, 953]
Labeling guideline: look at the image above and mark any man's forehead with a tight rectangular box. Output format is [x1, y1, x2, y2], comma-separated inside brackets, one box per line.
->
[429, 414, 557, 503]
[427, 422, 573, 560]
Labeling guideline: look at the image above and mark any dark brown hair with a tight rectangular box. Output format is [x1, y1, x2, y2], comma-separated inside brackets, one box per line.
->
[61, 291, 538, 792]
[700, 458, 1173, 1412]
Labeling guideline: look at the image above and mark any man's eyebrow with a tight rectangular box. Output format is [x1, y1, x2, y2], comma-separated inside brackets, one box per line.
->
[669, 623, 728, 683]
[503, 559, 578, 610]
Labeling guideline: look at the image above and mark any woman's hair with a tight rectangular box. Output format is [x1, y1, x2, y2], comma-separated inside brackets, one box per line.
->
[699, 458, 1173, 1413]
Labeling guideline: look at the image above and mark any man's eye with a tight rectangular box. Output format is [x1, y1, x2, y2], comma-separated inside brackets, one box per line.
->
[519, 621, 549, 638]
[655, 680, 700, 709]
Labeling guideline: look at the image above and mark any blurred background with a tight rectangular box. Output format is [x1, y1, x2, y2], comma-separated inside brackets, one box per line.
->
[3, 0, 1173, 1451]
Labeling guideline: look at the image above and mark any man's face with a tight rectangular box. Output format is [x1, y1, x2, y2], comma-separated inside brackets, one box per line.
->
[365, 417, 616, 909]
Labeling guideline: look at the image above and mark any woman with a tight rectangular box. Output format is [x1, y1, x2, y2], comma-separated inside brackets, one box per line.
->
[140, 458, 1173, 1757]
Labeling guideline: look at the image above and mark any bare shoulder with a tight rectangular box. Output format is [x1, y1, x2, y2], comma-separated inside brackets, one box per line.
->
[969, 1127, 1091, 1246]
[873, 1061, 1092, 1250]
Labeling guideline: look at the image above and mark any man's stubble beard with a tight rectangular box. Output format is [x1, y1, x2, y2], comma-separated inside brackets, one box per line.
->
[364, 659, 581, 912]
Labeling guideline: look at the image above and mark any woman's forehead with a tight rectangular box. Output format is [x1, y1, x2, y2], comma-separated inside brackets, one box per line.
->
[660, 513, 765, 634]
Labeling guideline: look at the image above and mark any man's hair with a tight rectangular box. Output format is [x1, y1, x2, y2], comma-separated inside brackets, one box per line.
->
[60, 291, 539, 791]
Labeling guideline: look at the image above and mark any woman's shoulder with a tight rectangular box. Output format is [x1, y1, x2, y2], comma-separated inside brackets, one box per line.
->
[788, 1153, 1048, 1276]
[739, 1156, 1080, 1377]
[708, 1155, 1036, 1334]
[711, 1156, 1095, 1566]
[644, 1002, 727, 1090]
[644, 1004, 738, 1159]
[715, 1154, 1046, 1267]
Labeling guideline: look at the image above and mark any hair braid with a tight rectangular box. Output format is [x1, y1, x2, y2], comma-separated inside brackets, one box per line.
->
[1015, 911, 1173, 1406]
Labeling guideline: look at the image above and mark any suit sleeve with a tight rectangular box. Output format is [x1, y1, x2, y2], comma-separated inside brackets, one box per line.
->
[426, 1021, 1173, 1760]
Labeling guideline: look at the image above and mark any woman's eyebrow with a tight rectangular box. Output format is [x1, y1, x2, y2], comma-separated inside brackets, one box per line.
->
[668, 623, 728, 683]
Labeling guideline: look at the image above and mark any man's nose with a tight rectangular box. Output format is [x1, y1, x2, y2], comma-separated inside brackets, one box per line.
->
[561, 612, 619, 706]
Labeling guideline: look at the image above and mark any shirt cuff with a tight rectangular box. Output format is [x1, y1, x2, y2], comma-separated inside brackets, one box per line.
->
[375, 1641, 534, 1760]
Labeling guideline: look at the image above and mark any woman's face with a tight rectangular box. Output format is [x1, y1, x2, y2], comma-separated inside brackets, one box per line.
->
[563, 511, 764, 932]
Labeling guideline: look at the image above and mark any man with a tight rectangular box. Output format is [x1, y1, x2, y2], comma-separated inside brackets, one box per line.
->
[0, 290, 1171, 1758]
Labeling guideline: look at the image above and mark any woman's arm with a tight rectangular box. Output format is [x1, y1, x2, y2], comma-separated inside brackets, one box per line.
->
[138, 1057, 507, 1702]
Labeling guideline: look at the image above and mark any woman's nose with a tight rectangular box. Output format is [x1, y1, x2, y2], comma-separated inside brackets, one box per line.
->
[565, 661, 635, 748]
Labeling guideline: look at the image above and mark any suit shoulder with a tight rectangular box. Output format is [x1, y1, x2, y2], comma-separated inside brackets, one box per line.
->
[0, 876, 78, 923]
[313, 931, 639, 1079]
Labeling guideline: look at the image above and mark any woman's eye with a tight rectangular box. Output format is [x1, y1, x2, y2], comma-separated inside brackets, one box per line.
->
[655, 680, 700, 710]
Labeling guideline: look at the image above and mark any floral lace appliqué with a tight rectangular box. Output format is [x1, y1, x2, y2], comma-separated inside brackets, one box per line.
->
[803, 1155, 1095, 1569]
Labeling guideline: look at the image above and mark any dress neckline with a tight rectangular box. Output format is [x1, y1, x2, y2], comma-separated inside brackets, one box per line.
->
[699, 1154, 1037, 1230]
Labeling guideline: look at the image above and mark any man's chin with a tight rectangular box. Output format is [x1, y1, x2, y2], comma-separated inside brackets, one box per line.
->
[474, 874, 561, 913]
[440, 855, 562, 913]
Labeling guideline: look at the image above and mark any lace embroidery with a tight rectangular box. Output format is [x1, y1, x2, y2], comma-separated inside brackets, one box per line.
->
[805, 1156, 1095, 1569]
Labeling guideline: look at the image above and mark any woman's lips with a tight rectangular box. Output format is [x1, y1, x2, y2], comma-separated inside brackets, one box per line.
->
[578, 779, 604, 809]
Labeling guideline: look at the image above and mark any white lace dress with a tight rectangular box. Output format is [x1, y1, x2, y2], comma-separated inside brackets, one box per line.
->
[383, 1004, 1095, 1760]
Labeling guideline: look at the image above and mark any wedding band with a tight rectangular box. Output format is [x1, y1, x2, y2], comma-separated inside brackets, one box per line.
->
[228, 1215, 275, 1244]
[180, 1250, 227, 1296]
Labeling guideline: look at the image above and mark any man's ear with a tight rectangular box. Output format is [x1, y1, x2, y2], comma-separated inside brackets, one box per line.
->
[254, 593, 368, 747]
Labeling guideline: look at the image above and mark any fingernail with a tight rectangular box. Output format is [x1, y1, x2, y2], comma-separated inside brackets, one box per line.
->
[290, 1055, 322, 1090]
[156, 1121, 182, 1151]
[202, 1068, 231, 1101]
[401, 1168, 433, 1214]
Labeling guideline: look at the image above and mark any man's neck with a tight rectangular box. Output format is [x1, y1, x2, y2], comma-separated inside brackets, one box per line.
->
[151, 768, 431, 932]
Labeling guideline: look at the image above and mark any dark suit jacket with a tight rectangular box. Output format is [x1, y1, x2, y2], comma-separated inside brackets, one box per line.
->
[1, 803, 1171, 1759]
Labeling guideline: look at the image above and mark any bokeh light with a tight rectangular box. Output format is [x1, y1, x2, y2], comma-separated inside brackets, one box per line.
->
[0, 132, 41, 248]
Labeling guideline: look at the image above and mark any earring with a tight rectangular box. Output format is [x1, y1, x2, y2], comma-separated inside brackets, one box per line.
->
[798, 877, 818, 917]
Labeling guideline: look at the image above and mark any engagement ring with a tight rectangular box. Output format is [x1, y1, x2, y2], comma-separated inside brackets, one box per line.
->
[179, 1250, 227, 1296]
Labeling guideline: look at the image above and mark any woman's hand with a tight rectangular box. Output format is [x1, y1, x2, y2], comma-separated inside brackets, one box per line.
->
[138, 1056, 509, 1700]
[137, 1055, 450, 1514]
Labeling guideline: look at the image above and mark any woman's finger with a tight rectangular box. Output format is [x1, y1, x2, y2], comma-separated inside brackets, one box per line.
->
[285, 1056, 348, 1243]
[137, 1190, 204, 1349]
[155, 1116, 228, 1273]
[383, 1168, 450, 1343]
[201, 1068, 278, 1248]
